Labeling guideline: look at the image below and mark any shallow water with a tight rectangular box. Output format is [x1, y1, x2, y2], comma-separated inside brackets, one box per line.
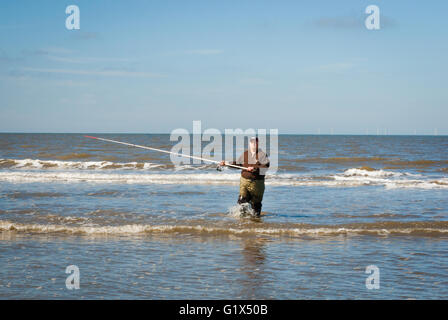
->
[0, 133, 447, 299]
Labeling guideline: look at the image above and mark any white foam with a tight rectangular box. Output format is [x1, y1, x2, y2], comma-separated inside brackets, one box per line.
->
[0, 171, 242, 185]
[0, 170, 446, 189]
[342, 167, 423, 178]
[0, 158, 164, 170]
[343, 168, 402, 177]
[1, 160, 447, 189]
[228, 204, 257, 218]
[384, 178, 448, 189]
[330, 168, 448, 189]
[1, 220, 447, 237]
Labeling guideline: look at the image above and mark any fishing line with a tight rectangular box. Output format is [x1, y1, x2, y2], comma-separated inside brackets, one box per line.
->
[84, 135, 247, 171]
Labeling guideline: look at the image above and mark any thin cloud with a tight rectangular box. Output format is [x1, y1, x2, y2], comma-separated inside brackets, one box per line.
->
[21, 47, 129, 64]
[184, 49, 223, 55]
[381, 16, 398, 28]
[69, 31, 100, 40]
[46, 55, 131, 64]
[2, 72, 90, 87]
[24, 47, 73, 55]
[52, 79, 89, 87]
[311, 14, 397, 29]
[0, 48, 10, 61]
[303, 61, 362, 74]
[317, 63, 355, 72]
[0, 48, 23, 63]
[21, 67, 166, 78]
[0, 24, 29, 30]
[238, 78, 271, 85]
[313, 16, 361, 29]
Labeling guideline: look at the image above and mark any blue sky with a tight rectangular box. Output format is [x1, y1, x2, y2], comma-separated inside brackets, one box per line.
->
[0, 0, 447, 134]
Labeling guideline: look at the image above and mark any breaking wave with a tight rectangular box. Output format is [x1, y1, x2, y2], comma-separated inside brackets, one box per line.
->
[1, 159, 447, 189]
[333, 168, 448, 189]
[0, 158, 165, 170]
[1, 220, 448, 238]
[293, 157, 448, 168]
[0, 171, 241, 185]
[0, 170, 446, 189]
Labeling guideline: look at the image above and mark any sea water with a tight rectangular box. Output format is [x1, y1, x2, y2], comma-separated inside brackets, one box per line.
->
[0, 133, 447, 299]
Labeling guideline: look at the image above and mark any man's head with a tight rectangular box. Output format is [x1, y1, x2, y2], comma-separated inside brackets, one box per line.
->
[249, 136, 258, 153]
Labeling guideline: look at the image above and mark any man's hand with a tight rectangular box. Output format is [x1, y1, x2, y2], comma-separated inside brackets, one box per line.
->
[219, 161, 255, 172]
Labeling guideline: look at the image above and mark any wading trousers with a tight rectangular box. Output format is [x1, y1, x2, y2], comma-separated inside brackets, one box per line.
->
[237, 176, 265, 216]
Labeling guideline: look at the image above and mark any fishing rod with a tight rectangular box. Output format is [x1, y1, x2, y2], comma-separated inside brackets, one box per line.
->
[84, 135, 248, 171]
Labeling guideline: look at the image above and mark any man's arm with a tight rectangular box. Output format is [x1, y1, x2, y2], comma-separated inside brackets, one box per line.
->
[254, 152, 270, 169]
[220, 152, 245, 169]
[251, 152, 269, 175]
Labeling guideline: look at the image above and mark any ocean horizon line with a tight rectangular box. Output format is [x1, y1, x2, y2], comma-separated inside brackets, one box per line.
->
[0, 132, 447, 137]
